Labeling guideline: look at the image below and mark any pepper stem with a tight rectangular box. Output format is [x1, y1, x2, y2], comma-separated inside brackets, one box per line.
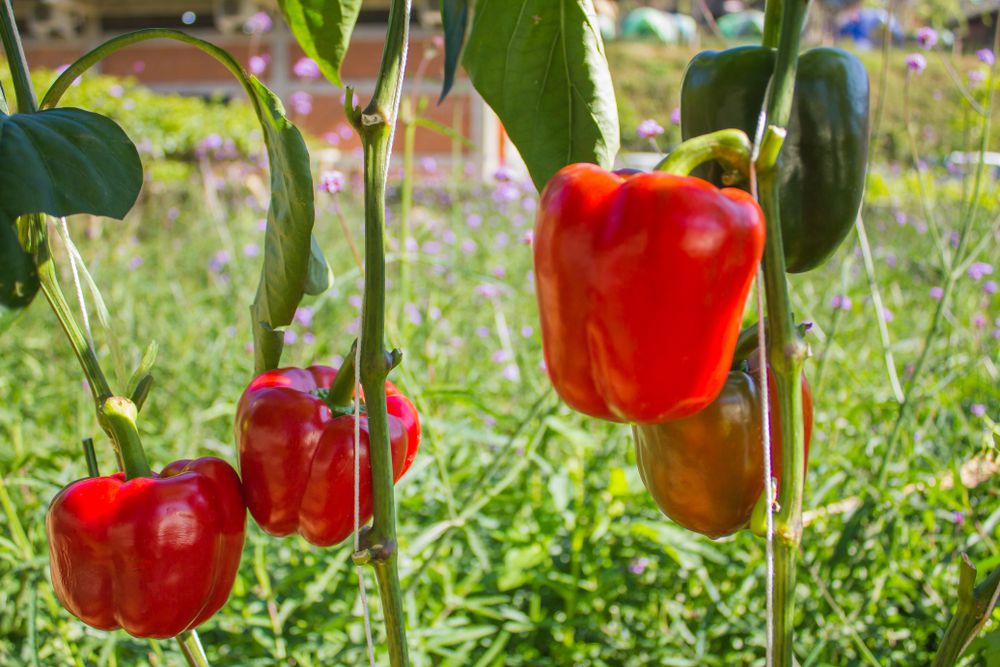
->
[98, 397, 152, 480]
[655, 129, 753, 181]
[324, 340, 359, 409]
[81, 438, 100, 477]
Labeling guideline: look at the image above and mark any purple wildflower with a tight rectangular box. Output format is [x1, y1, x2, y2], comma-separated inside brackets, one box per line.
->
[293, 57, 321, 79]
[977, 49, 995, 65]
[637, 119, 664, 138]
[319, 170, 346, 194]
[916, 27, 938, 49]
[906, 53, 927, 74]
[929, 286, 944, 299]
[968, 262, 993, 280]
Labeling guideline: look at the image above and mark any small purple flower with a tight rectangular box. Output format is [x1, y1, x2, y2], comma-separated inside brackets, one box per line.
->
[461, 239, 477, 254]
[303, 332, 316, 345]
[133, 61, 146, 73]
[244, 11, 272, 33]
[128, 256, 143, 270]
[669, 107, 681, 125]
[348, 294, 362, 309]
[294, 307, 315, 328]
[973, 314, 986, 328]
[502, 364, 520, 381]
[968, 262, 994, 280]
[319, 170, 346, 194]
[977, 49, 995, 66]
[521, 230, 534, 246]
[474, 284, 502, 300]
[494, 166, 513, 182]
[984, 280, 998, 294]
[494, 232, 509, 249]
[109, 84, 124, 98]
[420, 157, 438, 174]
[493, 183, 521, 204]
[882, 308, 894, 322]
[521, 325, 534, 338]
[894, 210, 907, 226]
[475, 326, 490, 338]
[289, 91, 313, 116]
[831, 295, 852, 311]
[323, 131, 340, 145]
[916, 27, 938, 49]
[346, 318, 361, 335]
[243, 243, 260, 257]
[885, 253, 897, 268]
[428, 306, 442, 321]
[257, 218, 268, 231]
[952, 511, 966, 526]
[248, 54, 269, 75]
[929, 286, 944, 300]
[208, 250, 230, 273]
[906, 53, 927, 74]
[293, 57, 321, 80]
[466, 213, 482, 229]
[629, 557, 650, 575]
[284, 330, 298, 345]
[637, 119, 665, 139]
[491, 350, 511, 363]
[404, 303, 422, 325]
[969, 69, 987, 85]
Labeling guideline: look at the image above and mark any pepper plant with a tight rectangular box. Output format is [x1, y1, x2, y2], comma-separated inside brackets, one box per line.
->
[2, 0, 999, 664]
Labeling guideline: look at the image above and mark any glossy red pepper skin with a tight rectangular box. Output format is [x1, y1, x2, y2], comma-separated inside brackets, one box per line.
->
[235, 365, 420, 547]
[534, 164, 766, 423]
[633, 365, 813, 538]
[46, 457, 246, 638]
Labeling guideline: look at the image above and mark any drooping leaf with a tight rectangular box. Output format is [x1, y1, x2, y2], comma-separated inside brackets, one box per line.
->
[439, 0, 470, 103]
[0, 108, 142, 223]
[462, 0, 620, 191]
[42, 29, 332, 373]
[275, 0, 363, 88]
[0, 219, 39, 332]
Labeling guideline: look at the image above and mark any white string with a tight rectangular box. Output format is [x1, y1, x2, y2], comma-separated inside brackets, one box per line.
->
[755, 268, 775, 667]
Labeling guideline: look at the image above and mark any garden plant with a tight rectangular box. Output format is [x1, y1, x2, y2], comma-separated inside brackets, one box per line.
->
[0, 0, 998, 665]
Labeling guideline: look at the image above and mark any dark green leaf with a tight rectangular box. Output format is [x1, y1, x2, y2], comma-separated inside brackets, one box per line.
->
[0, 108, 141, 223]
[276, 0, 363, 88]
[462, 0, 620, 190]
[439, 0, 469, 103]
[0, 219, 38, 331]
[41, 29, 332, 373]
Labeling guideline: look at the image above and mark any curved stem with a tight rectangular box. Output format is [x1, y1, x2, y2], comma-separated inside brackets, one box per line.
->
[99, 397, 152, 480]
[656, 129, 752, 180]
[347, 0, 412, 664]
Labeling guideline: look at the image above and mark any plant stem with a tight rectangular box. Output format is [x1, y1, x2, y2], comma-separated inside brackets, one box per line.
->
[755, 0, 809, 661]
[177, 630, 211, 667]
[346, 0, 412, 664]
[0, 0, 37, 113]
[82, 438, 100, 477]
[99, 397, 151, 480]
[932, 555, 1000, 666]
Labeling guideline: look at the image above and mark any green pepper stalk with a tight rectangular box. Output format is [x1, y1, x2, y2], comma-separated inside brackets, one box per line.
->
[344, 0, 413, 663]
[755, 0, 810, 661]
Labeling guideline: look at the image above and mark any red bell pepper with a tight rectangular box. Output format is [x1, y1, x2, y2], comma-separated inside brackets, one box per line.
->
[534, 164, 766, 423]
[46, 456, 246, 638]
[235, 365, 420, 547]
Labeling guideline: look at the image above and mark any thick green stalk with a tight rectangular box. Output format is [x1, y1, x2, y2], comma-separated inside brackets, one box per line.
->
[347, 0, 412, 664]
[761, 0, 782, 48]
[0, 0, 37, 112]
[755, 0, 809, 662]
[178, 630, 211, 667]
[98, 397, 151, 480]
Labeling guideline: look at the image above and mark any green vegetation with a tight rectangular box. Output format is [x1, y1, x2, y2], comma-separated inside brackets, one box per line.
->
[0, 45, 998, 666]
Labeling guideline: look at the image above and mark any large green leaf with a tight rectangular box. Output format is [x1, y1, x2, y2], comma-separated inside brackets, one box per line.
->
[0, 108, 142, 223]
[462, 0, 620, 191]
[439, 0, 469, 102]
[276, 0, 363, 88]
[0, 107, 142, 332]
[42, 29, 332, 373]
